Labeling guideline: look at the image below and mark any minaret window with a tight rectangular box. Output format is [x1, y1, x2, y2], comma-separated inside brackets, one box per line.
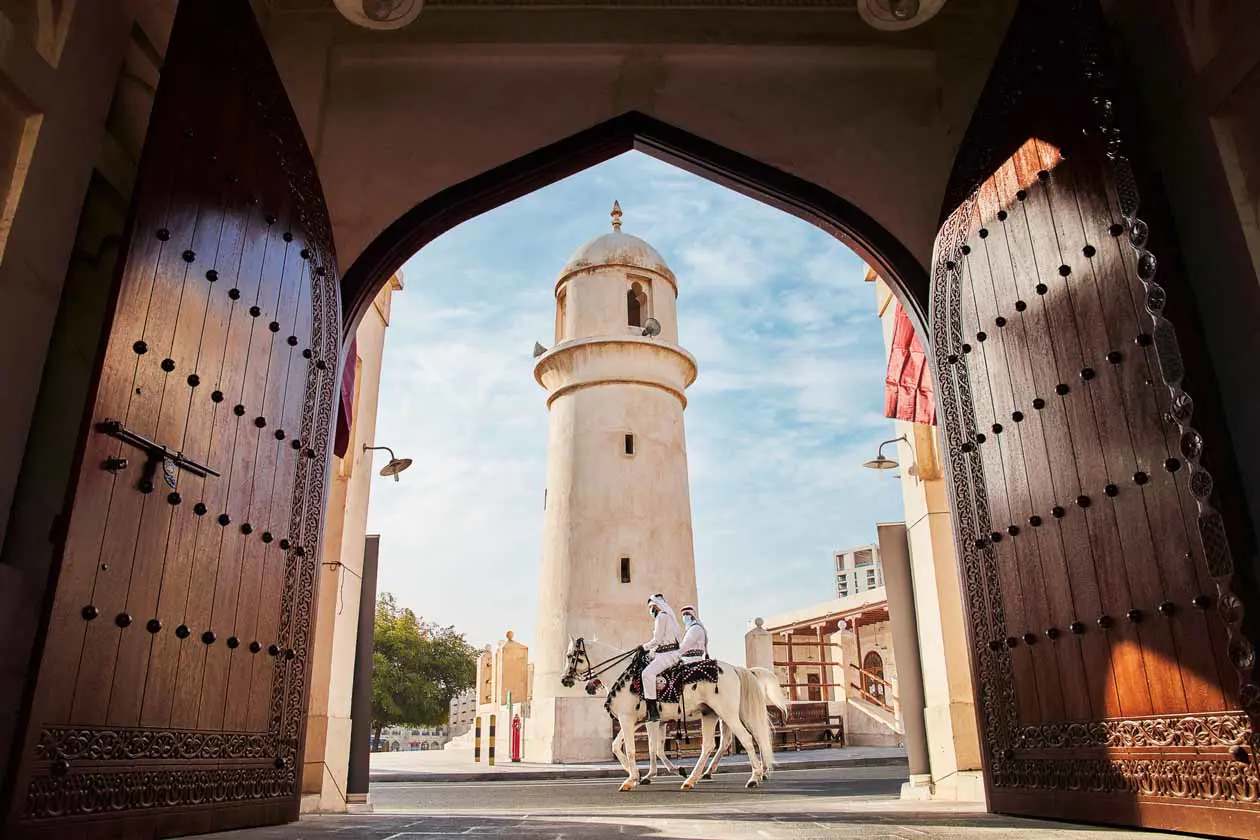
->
[624, 433, 635, 456]
[555, 288, 568, 342]
[620, 557, 632, 584]
[627, 282, 647, 328]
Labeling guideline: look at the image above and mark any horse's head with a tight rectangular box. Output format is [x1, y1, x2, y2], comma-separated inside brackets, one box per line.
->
[560, 636, 589, 688]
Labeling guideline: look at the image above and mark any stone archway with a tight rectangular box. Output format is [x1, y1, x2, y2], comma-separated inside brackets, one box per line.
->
[337, 112, 933, 350]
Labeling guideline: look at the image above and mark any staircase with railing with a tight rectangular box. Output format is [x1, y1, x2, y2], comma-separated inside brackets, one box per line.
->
[846, 663, 903, 740]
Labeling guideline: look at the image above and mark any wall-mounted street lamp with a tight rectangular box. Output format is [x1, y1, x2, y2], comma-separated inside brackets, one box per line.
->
[364, 444, 413, 482]
[862, 435, 907, 471]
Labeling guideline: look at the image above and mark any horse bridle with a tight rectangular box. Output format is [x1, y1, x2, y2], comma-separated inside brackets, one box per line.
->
[561, 638, 640, 691]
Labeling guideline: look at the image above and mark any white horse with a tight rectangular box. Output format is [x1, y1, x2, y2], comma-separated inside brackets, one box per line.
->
[562, 636, 784, 791]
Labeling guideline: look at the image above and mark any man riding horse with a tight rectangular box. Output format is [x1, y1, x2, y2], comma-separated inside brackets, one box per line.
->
[639, 593, 682, 721]
[679, 604, 708, 665]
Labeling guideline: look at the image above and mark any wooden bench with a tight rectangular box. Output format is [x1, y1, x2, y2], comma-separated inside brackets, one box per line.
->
[770, 702, 845, 751]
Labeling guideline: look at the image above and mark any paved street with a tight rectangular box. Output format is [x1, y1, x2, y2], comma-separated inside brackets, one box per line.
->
[194, 766, 1200, 839]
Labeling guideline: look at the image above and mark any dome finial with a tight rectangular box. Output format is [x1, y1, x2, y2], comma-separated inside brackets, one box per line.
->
[610, 200, 623, 232]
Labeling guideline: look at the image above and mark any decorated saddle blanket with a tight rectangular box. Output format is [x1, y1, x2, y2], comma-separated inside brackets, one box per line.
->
[630, 659, 722, 704]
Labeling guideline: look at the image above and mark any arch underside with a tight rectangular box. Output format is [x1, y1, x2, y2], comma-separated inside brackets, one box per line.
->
[338, 112, 932, 349]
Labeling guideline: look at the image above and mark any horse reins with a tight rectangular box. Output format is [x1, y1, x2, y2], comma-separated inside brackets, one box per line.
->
[572, 641, 640, 682]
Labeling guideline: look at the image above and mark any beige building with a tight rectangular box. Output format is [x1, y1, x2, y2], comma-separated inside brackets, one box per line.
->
[448, 689, 477, 739]
[752, 586, 904, 749]
[377, 725, 448, 752]
[529, 205, 700, 763]
[301, 273, 403, 812]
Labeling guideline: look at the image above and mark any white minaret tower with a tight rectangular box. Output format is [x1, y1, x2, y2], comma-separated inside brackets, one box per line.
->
[528, 202, 699, 763]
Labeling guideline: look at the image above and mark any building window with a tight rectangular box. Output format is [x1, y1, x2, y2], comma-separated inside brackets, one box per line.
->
[556, 287, 568, 342]
[620, 557, 631, 583]
[862, 650, 886, 700]
[627, 282, 647, 327]
[854, 548, 874, 567]
[624, 433, 635, 456]
[544, 488, 547, 509]
[866, 569, 877, 587]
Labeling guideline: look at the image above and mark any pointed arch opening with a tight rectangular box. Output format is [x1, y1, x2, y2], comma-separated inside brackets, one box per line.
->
[339, 113, 929, 347]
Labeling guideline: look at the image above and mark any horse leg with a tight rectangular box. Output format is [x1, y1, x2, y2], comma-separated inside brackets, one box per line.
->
[611, 730, 633, 777]
[681, 714, 719, 790]
[716, 709, 764, 789]
[649, 720, 684, 779]
[702, 716, 726, 780]
[617, 714, 641, 792]
[641, 722, 658, 784]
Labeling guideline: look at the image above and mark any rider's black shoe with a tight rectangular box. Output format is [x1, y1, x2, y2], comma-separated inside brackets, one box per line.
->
[645, 699, 660, 722]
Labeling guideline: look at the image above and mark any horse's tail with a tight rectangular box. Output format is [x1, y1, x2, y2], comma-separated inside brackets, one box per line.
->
[751, 666, 789, 718]
[736, 665, 777, 771]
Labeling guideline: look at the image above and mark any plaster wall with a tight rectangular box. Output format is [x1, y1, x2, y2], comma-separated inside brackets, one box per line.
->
[256, 3, 1016, 285]
[301, 273, 399, 813]
[873, 274, 982, 798]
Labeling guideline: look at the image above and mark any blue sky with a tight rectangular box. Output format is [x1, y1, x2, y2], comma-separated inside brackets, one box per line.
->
[364, 151, 903, 664]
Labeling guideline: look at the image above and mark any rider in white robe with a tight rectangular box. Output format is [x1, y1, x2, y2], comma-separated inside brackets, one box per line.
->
[678, 605, 708, 664]
[640, 593, 682, 721]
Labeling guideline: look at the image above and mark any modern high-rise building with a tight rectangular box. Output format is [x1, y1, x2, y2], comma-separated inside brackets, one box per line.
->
[834, 543, 883, 600]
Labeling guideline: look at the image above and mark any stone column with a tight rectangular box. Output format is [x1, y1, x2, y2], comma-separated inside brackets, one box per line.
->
[744, 618, 773, 669]
[878, 521, 932, 799]
[346, 534, 380, 811]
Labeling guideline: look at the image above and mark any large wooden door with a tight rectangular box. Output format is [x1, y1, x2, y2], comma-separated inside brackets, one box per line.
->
[3, 1, 340, 836]
[935, 1, 1260, 835]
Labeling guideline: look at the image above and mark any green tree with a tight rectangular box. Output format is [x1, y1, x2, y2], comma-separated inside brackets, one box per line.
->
[371, 592, 478, 749]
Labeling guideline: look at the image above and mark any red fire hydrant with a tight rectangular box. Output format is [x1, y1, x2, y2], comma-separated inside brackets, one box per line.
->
[511, 716, 522, 762]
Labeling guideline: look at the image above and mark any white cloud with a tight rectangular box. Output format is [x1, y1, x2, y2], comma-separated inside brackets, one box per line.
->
[365, 151, 904, 666]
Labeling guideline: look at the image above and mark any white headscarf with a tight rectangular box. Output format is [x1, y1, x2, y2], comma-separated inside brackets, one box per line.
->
[647, 593, 678, 626]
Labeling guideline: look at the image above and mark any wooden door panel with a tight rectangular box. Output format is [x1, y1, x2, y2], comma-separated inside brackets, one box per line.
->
[972, 195, 1082, 723]
[5, 0, 339, 835]
[935, 0, 1260, 834]
[107, 86, 256, 731]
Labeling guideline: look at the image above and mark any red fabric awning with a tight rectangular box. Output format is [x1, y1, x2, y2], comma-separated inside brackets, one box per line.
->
[334, 336, 356, 458]
[884, 302, 936, 426]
